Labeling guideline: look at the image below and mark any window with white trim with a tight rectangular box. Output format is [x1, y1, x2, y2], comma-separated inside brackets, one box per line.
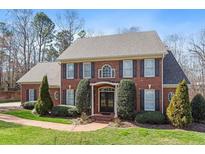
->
[144, 89, 155, 111]
[123, 60, 133, 78]
[66, 89, 74, 105]
[98, 64, 115, 78]
[29, 89, 35, 102]
[144, 59, 155, 77]
[66, 63, 74, 79]
[168, 92, 174, 102]
[83, 62, 91, 78]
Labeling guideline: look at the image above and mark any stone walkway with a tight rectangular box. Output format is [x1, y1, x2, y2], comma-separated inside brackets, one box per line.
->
[0, 113, 108, 132]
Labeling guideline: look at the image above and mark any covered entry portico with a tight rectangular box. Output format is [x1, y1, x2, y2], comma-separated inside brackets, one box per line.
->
[90, 82, 119, 118]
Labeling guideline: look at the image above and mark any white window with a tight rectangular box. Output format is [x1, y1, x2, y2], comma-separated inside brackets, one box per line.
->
[29, 89, 35, 102]
[144, 59, 155, 77]
[66, 89, 74, 105]
[144, 89, 155, 111]
[168, 92, 174, 102]
[66, 63, 74, 79]
[83, 62, 91, 78]
[123, 60, 133, 78]
[98, 64, 115, 78]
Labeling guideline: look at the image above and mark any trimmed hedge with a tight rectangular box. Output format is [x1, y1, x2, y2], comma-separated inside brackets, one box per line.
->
[51, 105, 79, 117]
[191, 94, 205, 122]
[117, 79, 136, 120]
[135, 111, 166, 124]
[23, 101, 37, 110]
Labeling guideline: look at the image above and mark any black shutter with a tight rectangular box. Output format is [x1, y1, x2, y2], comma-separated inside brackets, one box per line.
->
[62, 90, 66, 104]
[133, 60, 137, 77]
[91, 62, 95, 78]
[79, 63, 83, 79]
[140, 89, 144, 111]
[74, 63, 78, 79]
[34, 89, 37, 100]
[155, 59, 160, 77]
[119, 60, 123, 78]
[26, 89, 29, 101]
[140, 60, 144, 77]
[155, 90, 160, 111]
[62, 64, 66, 79]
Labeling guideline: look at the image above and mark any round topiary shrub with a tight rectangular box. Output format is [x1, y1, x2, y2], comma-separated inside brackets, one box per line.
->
[35, 75, 53, 115]
[166, 80, 192, 128]
[75, 79, 91, 114]
[117, 79, 136, 120]
[191, 94, 205, 122]
[135, 111, 165, 124]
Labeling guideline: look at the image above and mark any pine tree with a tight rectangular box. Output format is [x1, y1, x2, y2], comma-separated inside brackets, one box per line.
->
[35, 75, 53, 115]
[166, 80, 192, 128]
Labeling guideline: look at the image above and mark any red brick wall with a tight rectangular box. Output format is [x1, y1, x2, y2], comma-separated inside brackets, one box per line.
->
[0, 91, 20, 100]
[21, 84, 60, 106]
[61, 58, 163, 112]
[163, 88, 176, 113]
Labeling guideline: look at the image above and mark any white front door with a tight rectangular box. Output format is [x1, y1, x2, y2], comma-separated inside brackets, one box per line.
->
[29, 89, 35, 101]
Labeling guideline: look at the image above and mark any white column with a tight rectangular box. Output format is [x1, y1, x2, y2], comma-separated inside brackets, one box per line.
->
[91, 85, 94, 115]
[114, 85, 118, 118]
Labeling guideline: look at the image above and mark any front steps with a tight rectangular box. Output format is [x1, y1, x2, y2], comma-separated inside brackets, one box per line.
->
[91, 113, 114, 123]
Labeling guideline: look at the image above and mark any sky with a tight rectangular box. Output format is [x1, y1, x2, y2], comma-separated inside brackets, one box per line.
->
[1, 9, 205, 39]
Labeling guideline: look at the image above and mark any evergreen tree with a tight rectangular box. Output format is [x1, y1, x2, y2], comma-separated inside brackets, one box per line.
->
[35, 75, 53, 115]
[166, 80, 192, 128]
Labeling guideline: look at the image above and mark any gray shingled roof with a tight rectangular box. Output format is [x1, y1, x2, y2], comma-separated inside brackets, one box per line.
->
[163, 51, 190, 84]
[57, 31, 167, 61]
[17, 62, 60, 86]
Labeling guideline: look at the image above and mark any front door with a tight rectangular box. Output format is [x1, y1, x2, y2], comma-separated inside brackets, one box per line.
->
[100, 92, 114, 113]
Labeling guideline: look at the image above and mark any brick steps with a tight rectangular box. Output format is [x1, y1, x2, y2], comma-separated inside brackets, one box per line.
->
[91, 114, 114, 123]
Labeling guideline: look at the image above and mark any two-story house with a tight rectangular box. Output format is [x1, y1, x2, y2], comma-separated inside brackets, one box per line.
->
[17, 31, 190, 119]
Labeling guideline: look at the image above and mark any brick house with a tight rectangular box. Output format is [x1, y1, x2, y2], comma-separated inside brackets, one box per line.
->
[17, 31, 189, 118]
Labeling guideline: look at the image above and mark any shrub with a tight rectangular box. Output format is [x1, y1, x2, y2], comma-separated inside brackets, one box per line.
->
[35, 75, 53, 115]
[117, 79, 136, 120]
[75, 79, 91, 114]
[191, 94, 205, 122]
[166, 80, 192, 128]
[135, 111, 165, 124]
[22, 101, 37, 110]
[51, 105, 79, 117]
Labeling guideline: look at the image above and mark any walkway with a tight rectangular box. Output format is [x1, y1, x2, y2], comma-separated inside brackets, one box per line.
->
[0, 113, 108, 132]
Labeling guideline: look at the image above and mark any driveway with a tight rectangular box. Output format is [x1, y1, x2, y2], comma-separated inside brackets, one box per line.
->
[0, 102, 21, 112]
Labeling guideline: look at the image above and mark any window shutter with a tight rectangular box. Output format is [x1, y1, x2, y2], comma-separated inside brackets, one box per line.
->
[79, 63, 83, 79]
[133, 60, 137, 77]
[140, 89, 144, 111]
[155, 90, 160, 111]
[26, 89, 29, 101]
[34, 89, 37, 100]
[91, 62, 95, 78]
[62, 64, 66, 79]
[119, 60, 123, 78]
[155, 59, 160, 77]
[62, 90, 66, 104]
[140, 60, 144, 77]
[74, 63, 78, 79]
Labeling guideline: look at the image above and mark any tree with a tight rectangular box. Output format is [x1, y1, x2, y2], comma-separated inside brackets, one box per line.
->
[117, 79, 136, 120]
[55, 30, 70, 53]
[75, 79, 91, 114]
[191, 94, 205, 122]
[166, 80, 192, 128]
[33, 12, 55, 62]
[35, 75, 53, 115]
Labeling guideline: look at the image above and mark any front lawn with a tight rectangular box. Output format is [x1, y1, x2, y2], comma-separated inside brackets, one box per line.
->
[3, 109, 72, 124]
[0, 120, 205, 144]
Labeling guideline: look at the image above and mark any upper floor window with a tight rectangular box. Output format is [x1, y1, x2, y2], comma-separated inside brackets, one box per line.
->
[144, 59, 155, 77]
[144, 89, 155, 111]
[98, 64, 115, 78]
[123, 60, 133, 78]
[66, 63, 74, 79]
[83, 62, 91, 78]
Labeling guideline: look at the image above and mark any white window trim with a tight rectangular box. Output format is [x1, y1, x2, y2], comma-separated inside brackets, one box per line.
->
[83, 62, 91, 79]
[144, 89, 155, 111]
[66, 89, 75, 105]
[29, 89, 35, 102]
[144, 59, 155, 77]
[123, 60, 133, 78]
[98, 64, 115, 78]
[66, 63, 74, 79]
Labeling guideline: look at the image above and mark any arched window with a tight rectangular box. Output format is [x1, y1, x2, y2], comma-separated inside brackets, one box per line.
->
[98, 64, 115, 78]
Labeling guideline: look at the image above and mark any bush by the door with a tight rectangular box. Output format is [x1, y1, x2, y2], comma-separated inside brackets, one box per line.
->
[117, 79, 136, 120]
[191, 94, 205, 122]
[75, 79, 91, 114]
[51, 105, 79, 117]
[166, 80, 192, 128]
[35, 75, 53, 115]
[135, 111, 165, 124]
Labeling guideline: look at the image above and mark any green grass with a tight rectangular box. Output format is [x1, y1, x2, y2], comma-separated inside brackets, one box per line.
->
[0, 99, 20, 103]
[3, 109, 72, 124]
[0, 120, 205, 144]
